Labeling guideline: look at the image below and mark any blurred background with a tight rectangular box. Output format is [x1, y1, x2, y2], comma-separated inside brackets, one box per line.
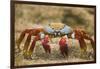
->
[15, 4, 95, 35]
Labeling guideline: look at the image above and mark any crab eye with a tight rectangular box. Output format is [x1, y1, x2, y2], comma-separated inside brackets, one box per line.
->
[71, 32, 75, 39]
[40, 32, 45, 39]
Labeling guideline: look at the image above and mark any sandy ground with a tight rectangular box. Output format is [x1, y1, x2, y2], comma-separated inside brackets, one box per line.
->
[15, 37, 94, 66]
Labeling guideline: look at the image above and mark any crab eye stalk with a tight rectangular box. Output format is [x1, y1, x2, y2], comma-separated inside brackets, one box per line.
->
[71, 32, 75, 39]
[40, 32, 45, 39]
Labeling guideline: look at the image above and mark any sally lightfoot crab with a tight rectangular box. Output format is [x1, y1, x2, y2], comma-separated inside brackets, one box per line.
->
[16, 23, 95, 59]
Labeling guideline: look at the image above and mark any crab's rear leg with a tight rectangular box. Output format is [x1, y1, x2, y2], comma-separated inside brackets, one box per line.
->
[83, 34, 95, 51]
[23, 33, 32, 58]
[78, 38, 87, 53]
[76, 29, 95, 51]
[16, 29, 31, 52]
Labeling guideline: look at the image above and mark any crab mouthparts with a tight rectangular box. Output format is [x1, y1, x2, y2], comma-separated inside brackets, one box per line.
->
[54, 31, 61, 36]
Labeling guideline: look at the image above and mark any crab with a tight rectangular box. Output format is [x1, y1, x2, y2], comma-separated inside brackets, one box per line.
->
[16, 22, 95, 59]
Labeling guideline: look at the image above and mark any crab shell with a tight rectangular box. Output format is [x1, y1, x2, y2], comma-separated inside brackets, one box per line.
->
[42, 23, 73, 37]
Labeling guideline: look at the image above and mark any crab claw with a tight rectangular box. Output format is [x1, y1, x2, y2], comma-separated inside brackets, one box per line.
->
[41, 35, 51, 54]
[59, 35, 69, 57]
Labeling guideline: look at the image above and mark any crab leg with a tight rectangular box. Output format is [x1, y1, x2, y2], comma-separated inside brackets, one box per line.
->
[80, 30, 95, 51]
[16, 29, 32, 52]
[27, 35, 40, 58]
[78, 38, 87, 52]
[73, 28, 95, 55]
[83, 34, 95, 51]
[23, 33, 32, 58]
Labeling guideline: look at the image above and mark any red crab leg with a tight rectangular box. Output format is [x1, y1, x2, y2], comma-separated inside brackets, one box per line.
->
[74, 29, 87, 52]
[83, 34, 95, 51]
[16, 29, 32, 52]
[23, 32, 33, 58]
[78, 38, 87, 52]
[27, 35, 40, 58]
[74, 29, 95, 52]
[41, 35, 51, 54]
[80, 30, 95, 51]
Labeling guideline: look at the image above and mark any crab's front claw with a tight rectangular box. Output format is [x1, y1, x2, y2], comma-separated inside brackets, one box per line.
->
[59, 35, 69, 57]
[41, 35, 51, 54]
